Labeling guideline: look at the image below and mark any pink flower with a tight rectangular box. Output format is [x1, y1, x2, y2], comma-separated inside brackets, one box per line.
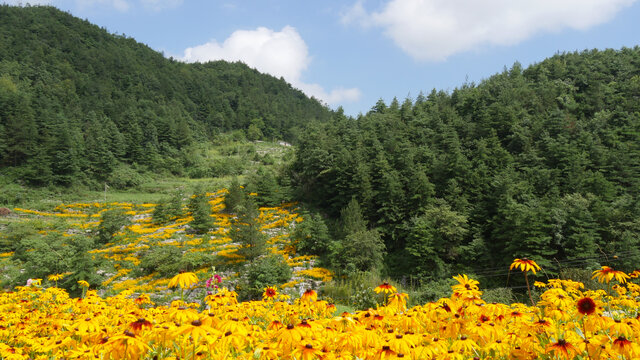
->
[206, 274, 222, 289]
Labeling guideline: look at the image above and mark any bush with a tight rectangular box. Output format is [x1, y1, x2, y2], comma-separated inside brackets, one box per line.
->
[236, 254, 292, 301]
[224, 178, 245, 214]
[0, 220, 38, 252]
[13, 233, 102, 296]
[152, 192, 184, 225]
[328, 229, 385, 276]
[482, 287, 516, 304]
[139, 245, 218, 277]
[139, 246, 183, 276]
[409, 278, 456, 304]
[187, 165, 211, 179]
[96, 208, 131, 244]
[292, 213, 331, 257]
[108, 164, 146, 189]
[0, 182, 26, 206]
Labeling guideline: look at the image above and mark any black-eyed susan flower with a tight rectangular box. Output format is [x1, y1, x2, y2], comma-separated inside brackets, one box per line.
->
[104, 330, 150, 360]
[611, 336, 636, 358]
[577, 297, 596, 316]
[591, 266, 629, 284]
[545, 338, 578, 360]
[510, 258, 540, 305]
[374, 282, 397, 294]
[301, 289, 318, 302]
[510, 258, 541, 274]
[292, 342, 323, 360]
[262, 286, 278, 300]
[168, 271, 199, 289]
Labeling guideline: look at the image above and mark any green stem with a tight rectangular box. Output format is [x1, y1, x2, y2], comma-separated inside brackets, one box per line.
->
[582, 317, 593, 360]
[525, 272, 535, 306]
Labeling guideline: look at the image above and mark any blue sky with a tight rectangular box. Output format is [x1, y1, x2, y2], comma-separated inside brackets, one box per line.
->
[5, 0, 640, 115]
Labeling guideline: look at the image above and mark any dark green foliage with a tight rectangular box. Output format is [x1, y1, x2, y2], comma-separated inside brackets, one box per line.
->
[0, 5, 330, 186]
[139, 246, 183, 276]
[96, 208, 131, 244]
[404, 201, 469, 280]
[231, 197, 267, 262]
[187, 189, 213, 234]
[328, 199, 386, 276]
[246, 167, 282, 207]
[223, 178, 246, 214]
[138, 244, 218, 277]
[292, 212, 331, 256]
[236, 254, 292, 301]
[0, 220, 38, 252]
[107, 164, 147, 190]
[153, 191, 184, 225]
[292, 47, 640, 284]
[13, 233, 102, 296]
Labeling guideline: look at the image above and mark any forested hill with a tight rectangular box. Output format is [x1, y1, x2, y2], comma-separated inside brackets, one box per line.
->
[0, 5, 330, 186]
[292, 47, 640, 284]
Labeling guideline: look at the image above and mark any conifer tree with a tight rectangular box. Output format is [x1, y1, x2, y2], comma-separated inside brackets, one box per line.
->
[188, 189, 213, 234]
[232, 197, 267, 262]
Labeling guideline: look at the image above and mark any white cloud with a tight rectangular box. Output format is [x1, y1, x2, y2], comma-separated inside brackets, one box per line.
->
[182, 26, 361, 105]
[348, 0, 637, 61]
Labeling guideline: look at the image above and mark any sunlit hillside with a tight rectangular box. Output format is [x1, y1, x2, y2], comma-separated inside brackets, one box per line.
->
[0, 190, 332, 302]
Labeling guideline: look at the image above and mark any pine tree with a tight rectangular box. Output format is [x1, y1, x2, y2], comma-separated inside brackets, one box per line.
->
[188, 189, 213, 234]
[232, 197, 267, 262]
[224, 177, 246, 213]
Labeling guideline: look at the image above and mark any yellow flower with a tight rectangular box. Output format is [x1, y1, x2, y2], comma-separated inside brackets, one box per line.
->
[510, 258, 541, 274]
[104, 331, 150, 359]
[263, 286, 278, 300]
[591, 266, 629, 284]
[168, 272, 199, 289]
[48, 273, 67, 282]
[77, 280, 90, 288]
[374, 282, 397, 294]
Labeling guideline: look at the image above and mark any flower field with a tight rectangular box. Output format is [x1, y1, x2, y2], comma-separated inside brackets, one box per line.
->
[3, 196, 640, 359]
[1, 267, 640, 359]
[1, 190, 331, 298]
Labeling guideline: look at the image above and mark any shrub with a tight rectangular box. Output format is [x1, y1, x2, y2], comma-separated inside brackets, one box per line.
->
[139, 246, 183, 276]
[236, 254, 292, 301]
[482, 287, 516, 304]
[13, 233, 102, 297]
[0, 221, 38, 252]
[139, 245, 218, 277]
[152, 192, 184, 225]
[292, 213, 331, 256]
[96, 208, 131, 244]
[107, 164, 146, 189]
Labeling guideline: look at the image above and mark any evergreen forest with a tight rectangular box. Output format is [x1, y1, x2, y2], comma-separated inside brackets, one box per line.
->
[0, 5, 330, 187]
[292, 48, 640, 287]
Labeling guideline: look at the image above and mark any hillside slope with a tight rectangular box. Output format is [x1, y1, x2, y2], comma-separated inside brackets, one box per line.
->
[0, 5, 330, 186]
[292, 47, 640, 283]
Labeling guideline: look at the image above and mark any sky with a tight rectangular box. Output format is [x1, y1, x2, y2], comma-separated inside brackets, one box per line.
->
[4, 0, 640, 115]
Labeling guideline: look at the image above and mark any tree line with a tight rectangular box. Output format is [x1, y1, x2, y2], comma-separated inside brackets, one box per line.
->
[291, 47, 640, 286]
